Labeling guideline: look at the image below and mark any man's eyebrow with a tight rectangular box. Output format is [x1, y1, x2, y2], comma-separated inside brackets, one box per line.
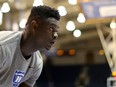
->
[50, 23, 59, 29]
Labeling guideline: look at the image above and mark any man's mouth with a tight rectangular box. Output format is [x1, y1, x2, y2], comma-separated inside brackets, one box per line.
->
[50, 41, 55, 44]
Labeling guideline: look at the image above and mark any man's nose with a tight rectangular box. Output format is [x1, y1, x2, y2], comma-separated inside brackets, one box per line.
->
[53, 32, 58, 39]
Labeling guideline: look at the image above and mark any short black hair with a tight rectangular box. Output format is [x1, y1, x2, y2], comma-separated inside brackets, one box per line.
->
[27, 5, 60, 24]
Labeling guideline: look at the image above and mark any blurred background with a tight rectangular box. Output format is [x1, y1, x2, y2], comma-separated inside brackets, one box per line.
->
[0, 0, 116, 87]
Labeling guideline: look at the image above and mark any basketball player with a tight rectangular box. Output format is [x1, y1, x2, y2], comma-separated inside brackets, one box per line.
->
[0, 5, 60, 87]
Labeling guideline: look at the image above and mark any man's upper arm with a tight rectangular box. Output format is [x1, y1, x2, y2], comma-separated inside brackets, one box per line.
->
[23, 61, 43, 87]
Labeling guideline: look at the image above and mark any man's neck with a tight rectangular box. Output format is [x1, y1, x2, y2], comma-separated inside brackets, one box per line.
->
[20, 31, 34, 59]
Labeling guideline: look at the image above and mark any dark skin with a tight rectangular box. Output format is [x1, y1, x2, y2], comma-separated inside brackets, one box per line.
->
[19, 83, 30, 87]
[19, 17, 59, 87]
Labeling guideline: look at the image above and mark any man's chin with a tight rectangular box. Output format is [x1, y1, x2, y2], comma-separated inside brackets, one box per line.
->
[45, 46, 52, 51]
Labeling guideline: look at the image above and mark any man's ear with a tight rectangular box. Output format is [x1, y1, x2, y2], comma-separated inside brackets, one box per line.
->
[30, 20, 38, 31]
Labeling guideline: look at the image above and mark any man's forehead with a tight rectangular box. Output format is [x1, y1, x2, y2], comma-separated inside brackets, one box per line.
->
[46, 18, 59, 27]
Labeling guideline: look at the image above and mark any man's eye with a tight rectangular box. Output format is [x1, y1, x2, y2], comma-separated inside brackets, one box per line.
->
[50, 27, 54, 32]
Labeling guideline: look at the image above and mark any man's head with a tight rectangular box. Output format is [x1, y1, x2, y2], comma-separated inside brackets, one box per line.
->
[25, 5, 60, 50]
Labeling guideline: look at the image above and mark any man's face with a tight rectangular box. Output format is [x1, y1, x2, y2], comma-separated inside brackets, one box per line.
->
[34, 18, 59, 50]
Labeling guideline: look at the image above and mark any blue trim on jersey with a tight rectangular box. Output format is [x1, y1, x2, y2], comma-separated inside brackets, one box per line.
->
[12, 70, 26, 87]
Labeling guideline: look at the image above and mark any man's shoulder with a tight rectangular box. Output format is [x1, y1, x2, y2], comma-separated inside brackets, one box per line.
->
[35, 51, 43, 62]
[0, 31, 23, 46]
[32, 51, 43, 67]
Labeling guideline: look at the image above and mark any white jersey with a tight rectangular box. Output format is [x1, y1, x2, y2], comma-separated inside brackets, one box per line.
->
[0, 31, 43, 87]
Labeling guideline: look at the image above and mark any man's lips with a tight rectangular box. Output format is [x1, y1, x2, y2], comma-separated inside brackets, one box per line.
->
[50, 40, 56, 44]
[50, 41, 55, 44]
[45, 41, 56, 50]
